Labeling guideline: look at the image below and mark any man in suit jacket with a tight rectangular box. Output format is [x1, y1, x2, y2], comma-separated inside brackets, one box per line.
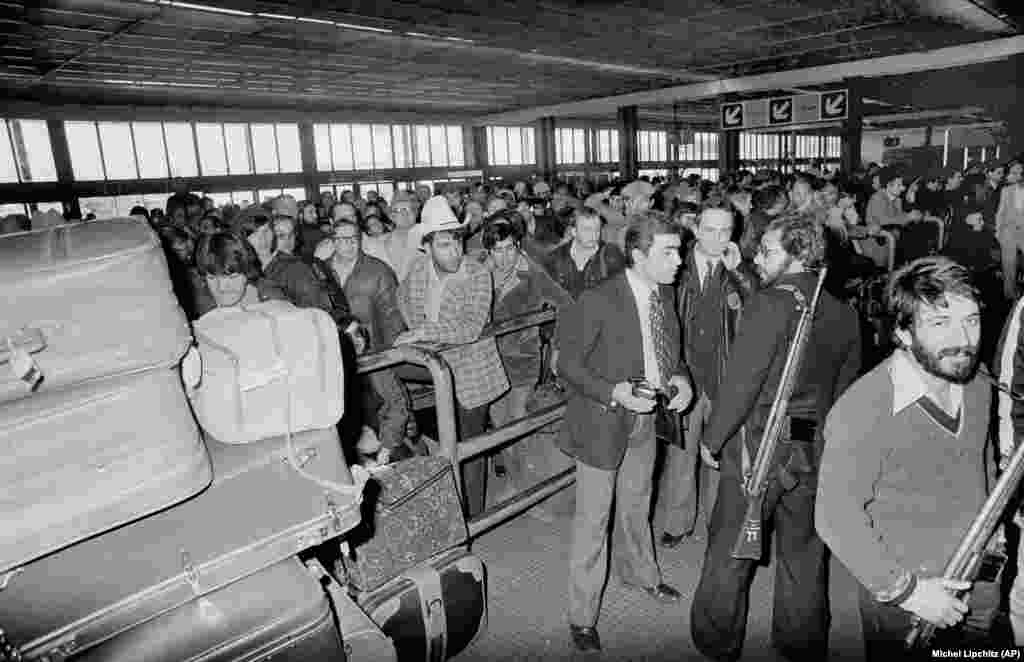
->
[655, 208, 756, 548]
[997, 160, 1024, 300]
[395, 196, 510, 518]
[557, 210, 694, 653]
[690, 213, 861, 662]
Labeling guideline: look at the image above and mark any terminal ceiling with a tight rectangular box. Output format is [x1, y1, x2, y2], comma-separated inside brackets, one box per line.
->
[0, 0, 1021, 128]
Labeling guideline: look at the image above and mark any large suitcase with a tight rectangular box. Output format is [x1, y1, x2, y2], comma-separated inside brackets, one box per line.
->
[306, 558, 397, 662]
[339, 456, 467, 594]
[0, 366, 211, 574]
[69, 557, 344, 662]
[358, 547, 487, 662]
[1, 427, 366, 661]
[0, 218, 192, 404]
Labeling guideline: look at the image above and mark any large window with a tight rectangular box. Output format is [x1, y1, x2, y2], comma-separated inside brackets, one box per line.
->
[315, 123, 463, 172]
[486, 126, 535, 166]
[681, 167, 720, 182]
[679, 131, 718, 161]
[0, 119, 57, 184]
[638, 130, 667, 162]
[556, 128, 586, 164]
[64, 120, 301, 181]
[79, 193, 174, 219]
[739, 132, 783, 162]
[594, 129, 619, 163]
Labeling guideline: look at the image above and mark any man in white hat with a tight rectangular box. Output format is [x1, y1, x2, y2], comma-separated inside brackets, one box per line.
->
[395, 196, 510, 518]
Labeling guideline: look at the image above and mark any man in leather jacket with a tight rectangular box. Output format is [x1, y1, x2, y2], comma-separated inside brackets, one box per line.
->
[655, 208, 755, 548]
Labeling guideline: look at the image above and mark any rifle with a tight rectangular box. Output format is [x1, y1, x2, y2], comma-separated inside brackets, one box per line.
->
[905, 368, 1024, 649]
[731, 268, 828, 561]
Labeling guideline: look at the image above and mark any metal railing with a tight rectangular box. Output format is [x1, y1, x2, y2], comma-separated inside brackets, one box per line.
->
[356, 307, 573, 539]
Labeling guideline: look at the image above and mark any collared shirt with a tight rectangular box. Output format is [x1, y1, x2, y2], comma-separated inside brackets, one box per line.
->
[625, 268, 662, 389]
[569, 241, 598, 271]
[890, 348, 963, 419]
[330, 254, 357, 288]
[693, 250, 720, 292]
[424, 260, 446, 323]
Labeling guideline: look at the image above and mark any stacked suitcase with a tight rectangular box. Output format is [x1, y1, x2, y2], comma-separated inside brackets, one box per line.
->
[0, 219, 367, 661]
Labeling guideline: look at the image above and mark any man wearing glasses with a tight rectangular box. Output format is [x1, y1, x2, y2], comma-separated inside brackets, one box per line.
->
[317, 218, 412, 459]
[690, 213, 861, 662]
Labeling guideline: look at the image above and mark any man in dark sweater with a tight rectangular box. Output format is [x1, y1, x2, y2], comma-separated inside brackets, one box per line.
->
[817, 257, 994, 660]
[690, 213, 861, 662]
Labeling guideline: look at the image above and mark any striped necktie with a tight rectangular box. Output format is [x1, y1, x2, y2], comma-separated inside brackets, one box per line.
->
[649, 289, 673, 388]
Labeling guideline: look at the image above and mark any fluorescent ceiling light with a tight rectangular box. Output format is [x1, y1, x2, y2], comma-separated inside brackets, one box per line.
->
[405, 31, 433, 38]
[164, 1, 253, 16]
[444, 36, 475, 43]
[336, 21, 392, 33]
[256, 12, 296, 21]
[297, 17, 335, 25]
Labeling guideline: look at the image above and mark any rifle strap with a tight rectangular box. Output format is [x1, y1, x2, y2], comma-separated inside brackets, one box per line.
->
[740, 283, 807, 478]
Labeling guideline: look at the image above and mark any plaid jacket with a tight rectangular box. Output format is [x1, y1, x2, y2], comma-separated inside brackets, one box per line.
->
[398, 254, 509, 410]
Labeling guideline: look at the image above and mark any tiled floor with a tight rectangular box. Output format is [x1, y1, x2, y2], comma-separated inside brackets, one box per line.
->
[458, 477, 867, 662]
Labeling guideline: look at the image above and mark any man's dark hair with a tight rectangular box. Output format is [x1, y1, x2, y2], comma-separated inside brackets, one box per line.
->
[482, 210, 526, 250]
[567, 206, 603, 230]
[195, 231, 263, 283]
[886, 256, 979, 333]
[624, 210, 678, 268]
[752, 185, 787, 212]
[129, 205, 149, 219]
[764, 212, 826, 268]
[878, 166, 905, 189]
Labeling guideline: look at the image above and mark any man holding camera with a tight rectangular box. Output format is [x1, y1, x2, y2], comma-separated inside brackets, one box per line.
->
[556, 211, 694, 653]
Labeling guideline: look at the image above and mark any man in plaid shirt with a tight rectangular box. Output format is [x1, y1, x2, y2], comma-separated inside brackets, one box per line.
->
[396, 196, 510, 518]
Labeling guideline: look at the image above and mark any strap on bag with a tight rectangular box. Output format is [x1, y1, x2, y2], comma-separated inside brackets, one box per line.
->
[255, 307, 367, 498]
[406, 563, 447, 662]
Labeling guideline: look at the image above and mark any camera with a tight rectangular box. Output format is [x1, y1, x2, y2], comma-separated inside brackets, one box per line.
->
[629, 378, 659, 401]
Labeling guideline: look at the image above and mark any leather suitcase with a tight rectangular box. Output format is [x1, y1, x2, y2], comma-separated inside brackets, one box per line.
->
[358, 547, 487, 662]
[0, 218, 192, 404]
[0, 366, 211, 574]
[339, 456, 467, 593]
[2, 427, 366, 661]
[70, 557, 344, 662]
[306, 558, 397, 662]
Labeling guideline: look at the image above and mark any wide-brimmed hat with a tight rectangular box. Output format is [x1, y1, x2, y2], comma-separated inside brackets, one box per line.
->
[413, 196, 464, 245]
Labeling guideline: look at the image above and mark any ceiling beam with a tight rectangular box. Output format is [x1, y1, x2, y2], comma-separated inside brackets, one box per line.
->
[474, 35, 1024, 125]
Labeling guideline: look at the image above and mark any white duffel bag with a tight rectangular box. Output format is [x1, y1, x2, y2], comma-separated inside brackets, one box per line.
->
[187, 300, 344, 444]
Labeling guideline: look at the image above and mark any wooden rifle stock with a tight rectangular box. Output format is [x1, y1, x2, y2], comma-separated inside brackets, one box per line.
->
[905, 371, 1024, 649]
[731, 268, 828, 561]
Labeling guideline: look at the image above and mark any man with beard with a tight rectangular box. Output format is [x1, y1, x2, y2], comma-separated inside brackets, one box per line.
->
[396, 196, 509, 518]
[817, 257, 993, 660]
[691, 213, 861, 662]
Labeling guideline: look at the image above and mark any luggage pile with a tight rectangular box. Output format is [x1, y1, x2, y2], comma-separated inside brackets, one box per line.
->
[0, 219, 372, 661]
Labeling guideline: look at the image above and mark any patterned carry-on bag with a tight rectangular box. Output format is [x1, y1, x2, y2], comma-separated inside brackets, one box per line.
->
[356, 547, 487, 662]
[337, 456, 467, 594]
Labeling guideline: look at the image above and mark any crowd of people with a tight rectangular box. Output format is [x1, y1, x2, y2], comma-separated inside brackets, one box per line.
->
[8, 154, 1024, 660]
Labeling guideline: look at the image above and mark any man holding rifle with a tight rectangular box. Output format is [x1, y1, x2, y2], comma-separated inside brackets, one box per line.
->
[817, 257, 994, 659]
[690, 213, 861, 662]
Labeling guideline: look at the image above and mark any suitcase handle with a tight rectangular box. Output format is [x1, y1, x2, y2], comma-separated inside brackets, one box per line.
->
[0, 327, 47, 365]
[253, 308, 367, 500]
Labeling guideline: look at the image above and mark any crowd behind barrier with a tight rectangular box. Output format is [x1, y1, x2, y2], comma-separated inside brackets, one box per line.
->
[7, 155, 1024, 658]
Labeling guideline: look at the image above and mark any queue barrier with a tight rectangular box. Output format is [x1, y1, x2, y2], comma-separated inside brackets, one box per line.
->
[355, 307, 572, 539]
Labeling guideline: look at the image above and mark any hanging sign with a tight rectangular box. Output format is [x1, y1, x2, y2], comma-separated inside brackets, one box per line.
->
[720, 89, 848, 130]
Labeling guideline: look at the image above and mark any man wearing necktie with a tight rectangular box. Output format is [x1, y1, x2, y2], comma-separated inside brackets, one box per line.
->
[556, 210, 695, 653]
[656, 207, 756, 549]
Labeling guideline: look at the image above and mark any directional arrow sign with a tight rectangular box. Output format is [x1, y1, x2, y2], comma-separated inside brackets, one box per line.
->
[820, 90, 848, 120]
[721, 103, 744, 129]
[769, 98, 793, 124]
